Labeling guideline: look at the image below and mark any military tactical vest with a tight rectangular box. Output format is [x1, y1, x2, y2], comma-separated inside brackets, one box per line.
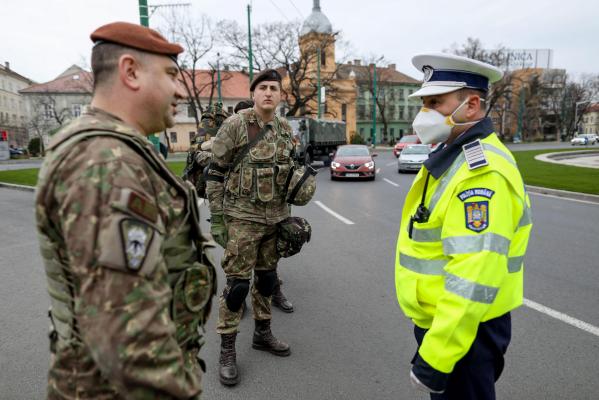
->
[37, 113, 216, 352]
[224, 110, 295, 203]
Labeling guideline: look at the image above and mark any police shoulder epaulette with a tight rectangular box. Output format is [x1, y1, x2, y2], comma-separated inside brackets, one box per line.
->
[462, 139, 488, 170]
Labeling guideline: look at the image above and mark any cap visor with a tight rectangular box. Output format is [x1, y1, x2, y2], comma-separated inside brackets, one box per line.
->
[409, 85, 462, 98]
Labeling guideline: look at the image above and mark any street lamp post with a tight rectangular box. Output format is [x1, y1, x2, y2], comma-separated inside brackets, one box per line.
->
[371, 64, 377, 147]
[247, 4, 254, 82]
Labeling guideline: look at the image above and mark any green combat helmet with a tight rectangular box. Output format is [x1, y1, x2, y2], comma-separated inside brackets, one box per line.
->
[276, 216, 312, 258]
[284, 165, 317, 206]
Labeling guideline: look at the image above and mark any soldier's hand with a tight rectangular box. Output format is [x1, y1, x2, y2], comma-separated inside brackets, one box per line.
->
[210, 212, 228, 248]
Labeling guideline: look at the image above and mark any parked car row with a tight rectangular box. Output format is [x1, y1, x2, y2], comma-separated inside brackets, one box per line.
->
[571, 134, 598, 145]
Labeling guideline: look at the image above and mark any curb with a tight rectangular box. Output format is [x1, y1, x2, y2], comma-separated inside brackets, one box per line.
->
[535, 150, 599, 169]
[526, 185, 599, 204]
[2, 180, 598, 204]
[0, 182, 35, 192]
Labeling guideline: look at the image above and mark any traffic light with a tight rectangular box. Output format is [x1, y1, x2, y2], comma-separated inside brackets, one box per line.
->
[0, 131, 7, 141]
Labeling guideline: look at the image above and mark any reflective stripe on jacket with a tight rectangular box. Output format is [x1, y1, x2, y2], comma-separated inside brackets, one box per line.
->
[395, 132, 532, 374]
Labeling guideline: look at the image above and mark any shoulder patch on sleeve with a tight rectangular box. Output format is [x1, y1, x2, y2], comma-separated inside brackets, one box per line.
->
[120, 219, 154, 271]
[127, 191, 158, 223]
[464, 201, 489, 232]
[462, 139, 488, 170]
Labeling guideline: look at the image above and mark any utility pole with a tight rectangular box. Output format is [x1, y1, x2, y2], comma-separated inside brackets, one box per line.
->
[371, 64, 378, 147]
[317, 48, 322, 119]
[217, 53, 223, 104]
[138, 0, 149, 27]
[247, 4, 254, 82]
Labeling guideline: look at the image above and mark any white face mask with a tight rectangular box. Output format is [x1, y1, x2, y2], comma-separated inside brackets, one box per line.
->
[412, 97, 484, 144]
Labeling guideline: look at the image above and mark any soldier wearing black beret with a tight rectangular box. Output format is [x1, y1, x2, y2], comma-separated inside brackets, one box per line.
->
[249, 69, 282, 92]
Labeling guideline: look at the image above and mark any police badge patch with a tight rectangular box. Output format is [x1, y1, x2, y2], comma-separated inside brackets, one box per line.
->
[120, 219, 154, 271]
[422, 65, 434, 83]
[464, 201, 489, 232]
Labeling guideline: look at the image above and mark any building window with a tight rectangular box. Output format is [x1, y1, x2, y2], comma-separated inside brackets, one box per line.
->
[170, 132, 178, 143]
[72, 104, 81, 117]
[390, 127, 395, 136]
[320, 49, 326, 66]
[358, 104, 366, 119]
[187, 105, 196, 118]
[400, 129, 404, 136]
[227, 106, 234, 114]
[342, 104, 347, 121]
[399, 108, 404, 120]
[359, 127, 364, 135]
[188, 132, 195, 142]
[44, 104, 54, 119]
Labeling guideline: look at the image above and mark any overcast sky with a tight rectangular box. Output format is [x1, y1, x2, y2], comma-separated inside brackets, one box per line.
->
[2, 0, 598, 84]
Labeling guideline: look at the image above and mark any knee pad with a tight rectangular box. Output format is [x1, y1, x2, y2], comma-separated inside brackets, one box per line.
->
[224, 279, 250, 312]
[255, 270, 278, 297]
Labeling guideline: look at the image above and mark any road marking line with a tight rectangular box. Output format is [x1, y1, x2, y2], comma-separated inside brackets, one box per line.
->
[376, 168, 381, 174]
[314, 201, 355, 225]
[523, 298, 599, 337]
[386, 162, 396, 166]
[383, 178, 399, 187]
[529, 191, 599, 206]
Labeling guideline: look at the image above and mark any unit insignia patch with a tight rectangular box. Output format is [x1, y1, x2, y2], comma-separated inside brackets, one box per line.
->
[464, 201, 489, 232]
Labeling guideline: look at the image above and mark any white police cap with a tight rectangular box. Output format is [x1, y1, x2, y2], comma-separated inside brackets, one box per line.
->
[410, 52, 503, 98]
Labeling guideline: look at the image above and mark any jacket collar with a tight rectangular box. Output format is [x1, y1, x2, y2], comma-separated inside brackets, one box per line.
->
[423, 117, 495, 179]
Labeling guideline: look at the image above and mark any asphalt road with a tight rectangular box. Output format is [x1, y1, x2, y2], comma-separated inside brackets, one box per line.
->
[1, 150, 598, 399]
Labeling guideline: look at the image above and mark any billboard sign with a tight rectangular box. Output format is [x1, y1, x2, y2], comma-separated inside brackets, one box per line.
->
[493, 49, 553, 70]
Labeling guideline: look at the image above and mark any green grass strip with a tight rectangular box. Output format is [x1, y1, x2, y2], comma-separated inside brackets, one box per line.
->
[512, 149, 599, 195]
[1, 153, 598, 195]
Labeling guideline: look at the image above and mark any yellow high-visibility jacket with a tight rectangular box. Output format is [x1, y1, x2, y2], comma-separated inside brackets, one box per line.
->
[395, 121, 532, 376]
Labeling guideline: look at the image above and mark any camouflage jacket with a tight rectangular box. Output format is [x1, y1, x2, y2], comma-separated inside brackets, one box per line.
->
[206, 108, 295, 225]
[183, 146, 212, 198]
[35, 108, 216, 399]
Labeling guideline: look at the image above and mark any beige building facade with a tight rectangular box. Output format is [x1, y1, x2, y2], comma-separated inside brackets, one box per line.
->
[0, 62, 34, 147]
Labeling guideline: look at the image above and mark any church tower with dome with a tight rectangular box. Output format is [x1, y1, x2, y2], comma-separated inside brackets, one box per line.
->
[283, 0, 357, 140]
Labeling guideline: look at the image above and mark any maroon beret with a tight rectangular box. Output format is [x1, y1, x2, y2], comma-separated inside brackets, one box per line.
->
[250, 69, 282, 92]
[90, 21, 183, 57]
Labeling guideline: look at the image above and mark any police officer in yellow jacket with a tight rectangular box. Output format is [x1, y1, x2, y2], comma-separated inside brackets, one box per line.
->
[395, 53, 533, 399]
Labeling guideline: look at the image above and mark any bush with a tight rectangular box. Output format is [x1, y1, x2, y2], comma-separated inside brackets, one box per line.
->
[350, 134, 366, 145]
[28, 137, 42, 156]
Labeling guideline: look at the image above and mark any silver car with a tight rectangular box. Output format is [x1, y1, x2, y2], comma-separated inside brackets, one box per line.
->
[398, 144, 431, 173]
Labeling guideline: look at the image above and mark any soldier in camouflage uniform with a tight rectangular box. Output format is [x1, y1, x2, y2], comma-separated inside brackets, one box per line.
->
[183, 106, 225, 198]
[232, 99, 294, 313]
[35, 22, 216, 399]
[206, 70, 294, 386]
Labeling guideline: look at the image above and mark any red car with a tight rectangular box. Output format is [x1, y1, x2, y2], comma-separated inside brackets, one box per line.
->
[393, 135, 421, 157]
[330, 145, 377, 180]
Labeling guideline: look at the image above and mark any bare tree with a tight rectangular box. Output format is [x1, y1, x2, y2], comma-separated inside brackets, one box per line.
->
[157, 11, 224, 132]
[218, 20, 349, 117]
[355, 56, 393, 142]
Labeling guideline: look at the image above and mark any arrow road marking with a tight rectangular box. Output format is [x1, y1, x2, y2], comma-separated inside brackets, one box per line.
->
[315, 201, 355, 225]
[383, 178, 399, 187]
[523, 298, 599, 337]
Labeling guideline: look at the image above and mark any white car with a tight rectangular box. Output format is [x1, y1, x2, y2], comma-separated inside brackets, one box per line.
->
[398, 144, 431, 173]
[571, 134, 597, 145]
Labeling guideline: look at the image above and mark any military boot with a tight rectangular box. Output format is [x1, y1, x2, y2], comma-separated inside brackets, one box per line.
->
[272, 279, 294, 313]
[219, 333, 239, 386]
[252, 319, 291, 356]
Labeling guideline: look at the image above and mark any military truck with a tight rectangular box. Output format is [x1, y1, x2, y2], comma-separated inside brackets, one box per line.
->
[287, 117, 346, 165]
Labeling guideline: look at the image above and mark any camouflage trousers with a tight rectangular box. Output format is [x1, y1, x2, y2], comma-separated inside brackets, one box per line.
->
[217, 217, 280, 334]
